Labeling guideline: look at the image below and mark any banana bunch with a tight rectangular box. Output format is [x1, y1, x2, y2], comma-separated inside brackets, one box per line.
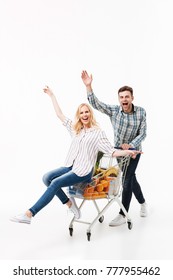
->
[105, 166, 119, 177]
[95, 166, 119, 177]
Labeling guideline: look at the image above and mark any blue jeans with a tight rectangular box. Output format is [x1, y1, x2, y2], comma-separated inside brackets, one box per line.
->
[119, 154, 145, 216]
[29, 166, 93, 216]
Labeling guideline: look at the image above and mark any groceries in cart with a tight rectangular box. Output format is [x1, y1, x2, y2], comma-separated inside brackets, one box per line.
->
[69, 152, 122, 199]
[84, 167, 121, 199]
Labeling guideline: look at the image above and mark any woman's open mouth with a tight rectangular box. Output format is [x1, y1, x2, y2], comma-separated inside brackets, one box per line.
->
[82, 117, 89, 121]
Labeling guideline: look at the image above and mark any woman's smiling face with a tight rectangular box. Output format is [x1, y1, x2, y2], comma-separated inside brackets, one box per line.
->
[79, 105, 91, 128]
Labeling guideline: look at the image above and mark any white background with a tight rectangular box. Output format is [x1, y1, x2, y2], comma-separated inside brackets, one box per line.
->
[0, 0, 173, 266]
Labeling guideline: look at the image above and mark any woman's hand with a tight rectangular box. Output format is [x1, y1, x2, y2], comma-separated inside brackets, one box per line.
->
[127, 150, 143, 159]
[113, 149, 143, 159]
[43, 85, 54, 97]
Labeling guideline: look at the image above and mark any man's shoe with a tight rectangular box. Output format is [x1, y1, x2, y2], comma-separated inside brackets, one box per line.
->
[140, 202, 147, 217]
[69, 197, 81, 219]
[10, 213, 31, 224]
[109, 214, 126, 227]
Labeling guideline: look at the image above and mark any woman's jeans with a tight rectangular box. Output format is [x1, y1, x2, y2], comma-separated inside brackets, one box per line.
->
[29, 166, 93, 216]
[119, 154, 145, 216]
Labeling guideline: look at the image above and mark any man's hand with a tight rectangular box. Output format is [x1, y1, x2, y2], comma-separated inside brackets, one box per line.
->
[81, 70, 93, 90]
[121, 143, 132, 150]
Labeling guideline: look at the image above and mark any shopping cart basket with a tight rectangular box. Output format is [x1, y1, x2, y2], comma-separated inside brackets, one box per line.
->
[68, 153, 132, 241]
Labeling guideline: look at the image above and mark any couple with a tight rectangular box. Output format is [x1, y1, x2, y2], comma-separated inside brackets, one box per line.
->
[10, 71, 146, 227]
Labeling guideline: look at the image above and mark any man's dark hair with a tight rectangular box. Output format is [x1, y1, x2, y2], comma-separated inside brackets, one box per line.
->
[118, 86, 133, 96]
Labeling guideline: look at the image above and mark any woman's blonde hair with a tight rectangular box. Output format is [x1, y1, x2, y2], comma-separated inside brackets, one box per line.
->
[73, 103, 99, 134]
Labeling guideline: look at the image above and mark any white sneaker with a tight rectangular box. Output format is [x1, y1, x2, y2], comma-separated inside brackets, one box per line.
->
[109, 214, 126, 227]
[140, 202, 147, 217]
[10, 213, 31, 224]
[69, 197, 81, 219]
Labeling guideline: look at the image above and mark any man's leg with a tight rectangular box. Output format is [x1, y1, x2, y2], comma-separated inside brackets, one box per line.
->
[109, 154, 146, 226]
[120, 154, 143, 215]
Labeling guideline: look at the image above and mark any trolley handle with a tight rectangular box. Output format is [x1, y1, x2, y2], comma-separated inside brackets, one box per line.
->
[115, 147, 136, 150]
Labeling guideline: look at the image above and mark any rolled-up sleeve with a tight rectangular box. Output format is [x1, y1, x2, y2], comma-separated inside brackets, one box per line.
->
[62, 117, 74, 137]
[98, 130, 116, 155]
[129, 108, 147, 149]
[87, 91, 115, 117]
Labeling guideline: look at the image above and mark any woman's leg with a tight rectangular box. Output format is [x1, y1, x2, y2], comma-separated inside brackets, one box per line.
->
[42, 166, 72, 199]
[10, 168, 93, 223]
[29, 169, 93, 216]
[42, 166, 72, 187]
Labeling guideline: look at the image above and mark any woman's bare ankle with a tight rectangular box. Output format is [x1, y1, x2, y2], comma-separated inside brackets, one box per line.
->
[26, 210, 33, 218]
[66, 200, 72, 208]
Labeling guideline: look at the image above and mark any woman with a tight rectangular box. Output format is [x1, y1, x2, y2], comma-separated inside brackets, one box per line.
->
[10, 86, 141, 224]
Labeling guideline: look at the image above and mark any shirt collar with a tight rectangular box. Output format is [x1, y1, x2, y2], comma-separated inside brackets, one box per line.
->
[81, 126, 98, 133]
[120, 104, 136, 113]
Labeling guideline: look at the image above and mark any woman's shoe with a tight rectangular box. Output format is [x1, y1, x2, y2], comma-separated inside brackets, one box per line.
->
[10, 213, 31, 224]
[69, 197, 81, 219]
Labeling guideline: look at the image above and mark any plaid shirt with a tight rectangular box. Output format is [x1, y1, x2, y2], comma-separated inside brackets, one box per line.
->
[88, 92, 147, 150]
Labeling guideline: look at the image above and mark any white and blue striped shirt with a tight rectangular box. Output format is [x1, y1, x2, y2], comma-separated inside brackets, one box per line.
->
[63, 117, 116, 176]
[87, 92, 147, 150]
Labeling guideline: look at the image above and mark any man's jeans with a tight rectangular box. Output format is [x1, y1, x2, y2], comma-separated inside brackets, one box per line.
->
[29, 166, 93, 216]
[119, 154, 145, 215]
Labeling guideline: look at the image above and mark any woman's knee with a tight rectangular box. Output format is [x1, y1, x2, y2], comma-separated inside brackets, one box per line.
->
[42, 172, 50, 186]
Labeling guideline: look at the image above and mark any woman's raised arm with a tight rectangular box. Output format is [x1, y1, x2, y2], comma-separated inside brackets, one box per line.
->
[43, 86, 66, 123]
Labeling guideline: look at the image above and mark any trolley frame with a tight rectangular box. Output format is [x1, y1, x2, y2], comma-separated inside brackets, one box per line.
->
[68, 154, 132, 241]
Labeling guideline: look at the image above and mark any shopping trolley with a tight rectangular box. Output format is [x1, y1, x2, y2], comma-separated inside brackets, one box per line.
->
[68, 153, 132, 241]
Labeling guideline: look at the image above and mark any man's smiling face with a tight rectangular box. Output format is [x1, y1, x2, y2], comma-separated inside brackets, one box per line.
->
[118, 90, 134, 113]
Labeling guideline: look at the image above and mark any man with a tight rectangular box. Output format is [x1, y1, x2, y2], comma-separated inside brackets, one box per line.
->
[81, 70, 147, 226]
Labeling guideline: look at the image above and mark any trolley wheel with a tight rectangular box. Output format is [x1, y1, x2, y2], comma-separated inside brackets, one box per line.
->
[127, 221, 133, 230]
[99, 215, 104, 223]
[69, 227, 73, 236]
[87, 232, 91, 241]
